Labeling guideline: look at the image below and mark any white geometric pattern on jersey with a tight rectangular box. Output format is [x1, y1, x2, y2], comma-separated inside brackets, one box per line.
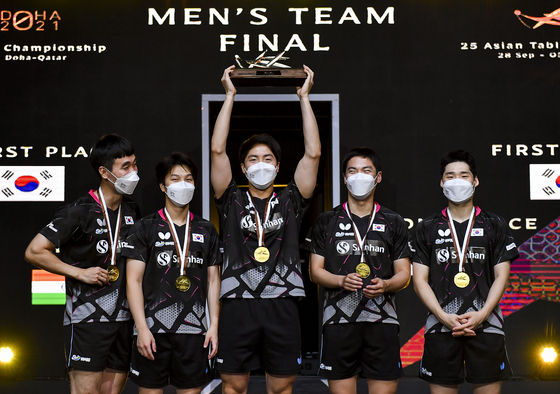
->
[72, 302, 97, 323]
[122, 299, 129, 309]
[95, 289, 119, 316]
[364, 299, 380, 313]
[382, 300, 398, 319]
[426, 314, 450, 333]
[442, 297, 464, 315]
[100, 316, 109, 322]
[146, 317, 154, 329]
[116, 309, 131, 320]
[242, 290, 255, 298]
[323, 305, 336, 323]
[286, 270, 304, 288]
[275, 262, 289, 277]
[155, 302, 184, 330]
[221, 277, 241, 296]
[289, 288, 305, 296]
[336, 291, 362, 317]
[177, 324, 203, 334]
[356, 310, 382, 322]
[193, 302, 205, 319]
[340, 317, 349, 323]
[240, 266, 269, 291]
[269, 273, 285, 286]
[261, 285, 288, 298]
[185, 312, 201, 327]
[473, 296, 485, 311]
[485, 309, 503, 329]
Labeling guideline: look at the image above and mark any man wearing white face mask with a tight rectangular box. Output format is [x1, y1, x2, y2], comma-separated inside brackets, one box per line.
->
[124, 152, 221, 393]
[308, 147, 411, 394]
[412, 150, 519, 394]
[25, 134, 141, 394]
[210, 65, 320, 394]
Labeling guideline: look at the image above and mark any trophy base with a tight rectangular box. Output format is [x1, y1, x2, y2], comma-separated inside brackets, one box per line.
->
[231, 68, 307, 87]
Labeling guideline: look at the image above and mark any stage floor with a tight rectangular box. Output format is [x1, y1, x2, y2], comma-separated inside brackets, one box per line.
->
[1, 376, 560, 394]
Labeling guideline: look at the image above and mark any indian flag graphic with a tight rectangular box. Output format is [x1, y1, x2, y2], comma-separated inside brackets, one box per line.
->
[32, 270, 66, 305]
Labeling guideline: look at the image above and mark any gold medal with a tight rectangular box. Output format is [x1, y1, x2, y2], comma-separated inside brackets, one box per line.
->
[356, 263, 371, 279]
[454, 272, 470, 288]
[107, 266, 119, 282]
[254, 246, 270, 263]
[175, 275, 191, 292]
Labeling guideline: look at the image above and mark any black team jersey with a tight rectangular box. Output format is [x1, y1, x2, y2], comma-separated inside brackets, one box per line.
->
[216, 180, 309, 299]
[122, 210, 221, 335]
[311, 203, 412, 325]
[39, 190, 140, 325]
[412, 207, 519, 335]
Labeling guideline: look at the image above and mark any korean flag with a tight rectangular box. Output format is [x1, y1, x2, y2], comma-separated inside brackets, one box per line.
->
[529, 164, 560, 200]
[0, 166, 65, 202]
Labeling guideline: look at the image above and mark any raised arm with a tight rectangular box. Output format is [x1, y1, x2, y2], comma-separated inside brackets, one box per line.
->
[211, 65, 236, 199]
[294, 65, 321, 199]
[25, 233, 109, 286]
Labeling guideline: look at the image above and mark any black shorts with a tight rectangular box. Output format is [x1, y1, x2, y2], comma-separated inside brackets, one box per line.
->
[420, 332, 513, 385]
[320, 322, 403, 380]
[64, 321, 133, 372]
[129, 334, 212, 389]
[216, 298, 301, 375]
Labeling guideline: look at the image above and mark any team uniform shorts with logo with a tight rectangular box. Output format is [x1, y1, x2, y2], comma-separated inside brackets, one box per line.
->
[216, 298, 301, 375]
[420, 332, 512, 385]
[64, 321, 133, 372]
[320, 322, 403, 380]
[129, 334, 212, 389]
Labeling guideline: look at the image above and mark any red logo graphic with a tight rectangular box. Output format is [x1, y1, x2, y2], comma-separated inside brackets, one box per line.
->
[515, 8, 560, 28]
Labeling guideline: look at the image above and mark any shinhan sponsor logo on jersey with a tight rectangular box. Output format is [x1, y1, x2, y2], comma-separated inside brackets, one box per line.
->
[192, 233, 204, 243]
[71, 354, 91, 362]
[435, 247, 486, 263]
[335, 240, 385, 255]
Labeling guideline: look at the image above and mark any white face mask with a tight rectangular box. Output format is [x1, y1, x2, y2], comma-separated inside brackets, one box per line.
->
[442, 178, 475, 203]
[346, 172, 379, 200]
[106, 168, 139, 195]
[244, 162, 277, 190]
[166, 181, 195, 207]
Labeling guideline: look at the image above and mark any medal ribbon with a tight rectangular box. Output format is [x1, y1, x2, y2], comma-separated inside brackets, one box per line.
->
[447, 207, 476, 273]
[98, 188, 122, 266]
[343, 202, 378, 263]
[246, 191, 275, 248]
[164, 208, 191, 276]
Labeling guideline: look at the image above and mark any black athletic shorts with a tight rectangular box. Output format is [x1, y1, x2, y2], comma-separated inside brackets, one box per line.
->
[216, 298, 301, 375]
[64, 321, 133, 372]
[320, 322, 403, 380]
[420, 332, 513, 385]
[129, 334, 212, 389]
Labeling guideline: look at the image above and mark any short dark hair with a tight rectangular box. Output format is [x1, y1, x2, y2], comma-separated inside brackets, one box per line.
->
[155, 152, 199, 185]
[238, 134, 282, 164]
[341, 147, 382, 175]
[89, 134, 135, 178]
[440, 150, 477, 178]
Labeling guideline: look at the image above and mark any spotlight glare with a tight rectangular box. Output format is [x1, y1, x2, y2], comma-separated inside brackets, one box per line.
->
[0, 347, 14, 363]
[541, 347, 557, 363]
